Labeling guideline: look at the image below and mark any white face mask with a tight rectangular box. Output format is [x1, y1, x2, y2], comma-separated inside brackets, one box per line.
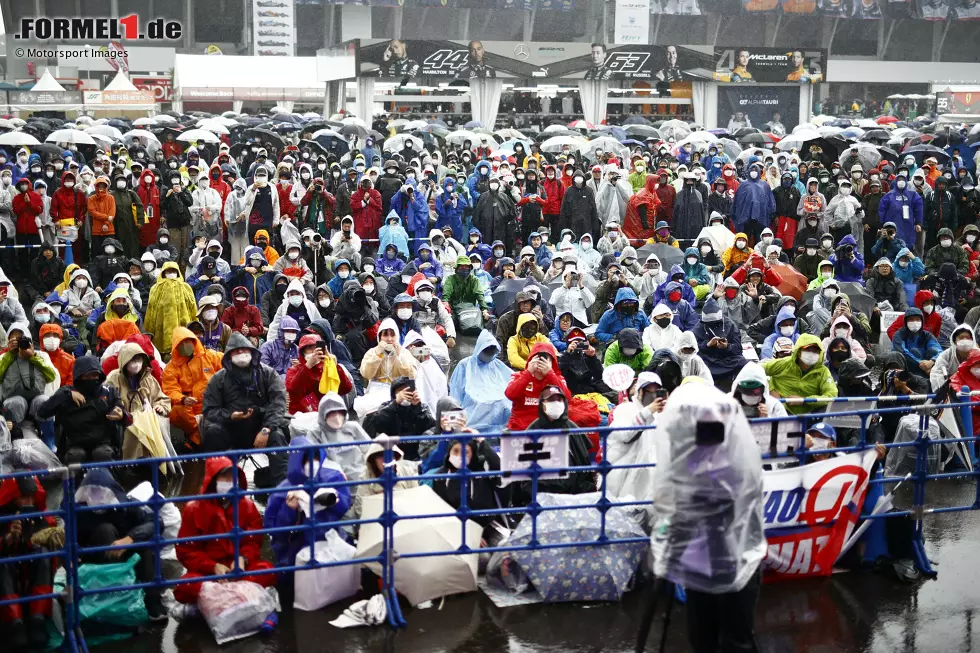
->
[686, 257, 697, 265]
[923, 304, 934, 315]
[749, 170, 759, 179]
[126, 360, 143, 375]
[231, 352, 252, 367]
[700, 245, 711, 254]
[806, 248, 817, 256]
[215, 480, 233, 495]
[397, 307, 413, 320]
[780, 326, 794, 337]
[75, 278, 89, 289]
[202, 309, 218, 321]
[799, 351, 820, 366]
[956, 339, 974, 352]
[288, 294, 304, 307]
[283, 332, 297, 343]
[326, 412, 345, 430]
[318, 297, 331, 308]
[741, 393, 762, 406]
[338, 270, 350, 279]
[543, 401, 564, 420]
[104, 246, 116, 255]
[907, 321, 922, 333]
[64, 181, 75, 189]
[972, 366, 980, 378]
[418, 291, 432, 303]
[449, 454, 464, 469]
[834, 328, 848, 339]
[840, 186, 851, 196]
[489, 182, 500, 191]
[115, 281, 129, 290]
[941, 239, 952, 248]
[42, 336, 60, 352]
[288, 251, 299, 260]
[823, 288, 837, 299]
[735, 240, 746, 249]
[581, 240, 592, 251]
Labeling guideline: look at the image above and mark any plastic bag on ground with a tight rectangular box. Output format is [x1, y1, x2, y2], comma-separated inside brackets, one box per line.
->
[53, 554, 148, 645]
[199, 580, 280, 645]
[294, 530, 361, 611]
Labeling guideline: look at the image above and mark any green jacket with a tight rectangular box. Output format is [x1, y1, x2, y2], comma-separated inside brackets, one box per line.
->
[443, 271, 487, 311]
[602, 341, 653, 374]
[628, 169, 648, 193]
[759, 333, 837, 414]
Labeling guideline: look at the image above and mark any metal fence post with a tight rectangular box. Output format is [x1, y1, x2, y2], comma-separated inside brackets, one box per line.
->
[62, 468, 84, 653]
[378, 434, 406, 627]
[911, 409, 935, 576]
[959, 386, 977, 467]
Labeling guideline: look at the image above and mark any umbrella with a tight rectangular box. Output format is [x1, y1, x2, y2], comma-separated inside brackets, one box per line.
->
[770, 263, 807, 301]
[383, 133, 424, 153]
[463, 120, 483, 130]
[659, 119, 692, 143]
[694, 225, 735, 255]
[876, 115, 900, 125]
[491, 278, 554, 318]
[877, 146, 901, 165]
[415, 123, 449, 136]
[586, 136, 628, 159]
[857, 118, 879, 129]
[738, 132, 776, 146]
[341, 116, 367, 128]
[297, 139, 330, 158]
[504, 492, 646, 602]
[446, 130, 483, 146]
[635, 242, 685, 269]
[624, 125, 661, 140]
[196, 120, 230, 135]
[0, 132, 40, 146]
[830, 118, 853, 128]
[841, 127, 865, 139]
[811, 115, 836, 126]
[86, 124, 124, 140]
[902, 144, 951, 166]
[904, 133, 936, 148]
[425, 118, 449, 128]
[929, 133, 965, 149]
[153, 114, 177, 124]
[714, 138, 743, 162]
[567, 119, 596, 130]
[860, 129, 892, 144]
[46, 129, 96, 145]
[495, 128, 527, 140]
[244, 127, 286, 147]
[402, 120, 428, 131]
[838, 142, 882, 169]
[310, 128, 344, 141]
[622, 115, 651, 126]
[88, 133, 116, 146]
[130, 117, 155, 127]
[802, 281, 876, 318]
[357, 485, 480, 607]
[499, 138, 533, 154]
[176, 128, 220, 144]
[594, 125, 627, 142]
[540, 135, 588, 154]
[342, 123, 369, 139]
[543, 124, 570, 134]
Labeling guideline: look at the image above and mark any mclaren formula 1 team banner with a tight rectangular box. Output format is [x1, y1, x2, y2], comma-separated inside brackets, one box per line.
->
[717, 85, 801, 133]
[358, 40, 715, 80]
[708, 48, 825, 84]
[761, 450, 876, 580]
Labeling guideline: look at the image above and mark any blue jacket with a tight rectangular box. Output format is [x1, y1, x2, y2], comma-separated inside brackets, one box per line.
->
[326, 258, 352, 298]
[829, 234, 865, 283]
[533, 241, 553, 270]
[379, 210, 411, 260]
[465, 227, 492, 263]
[732, 175, 776, 228]
[871, 235, 907, 262]
[391, 178, 429, 235]
[596, 287, 651, 343]
[412, 245, 445, 282]
[376, 243, 407, 277]
[891, 308, 942, 367]
[361, 145, 380, 163]
[893, 247, 926, 284]
[550, 318, 573, 353]
[466, 161, 492, 205]
[224, 247, 275, 305]
[259, 315, 299, 376]
[761, 304, 799, 359]
[878, 188, 924, 246]
[652, 265, 696, 305]
[264, 436, 351, 565]
[660, 281, 700, 331]
[680, 247, 711, 285]
[434, 177, 468, 235]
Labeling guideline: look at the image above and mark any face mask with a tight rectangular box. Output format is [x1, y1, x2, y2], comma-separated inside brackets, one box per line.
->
[317, 295, 331, 308]
[941, 238, 953, 248]
[449, 454, 464, 469]
[840, 186, 852, 196]
[489, 182, 499, 191]
[823, 288, 837, 300]
[735, 240, 746, 250]
[923, 304, 935, 315]
[822, 239, 833, 249]
[338, 270, 350, 279]
[621, 347, 637, 357]
[780, 326, 794, 337]
[574, 176, 585, 185]
[749, 170, 759, 179]
[116, 281, 130, 290]
[397, 307, 413, 320]
[956, 338, 974, 352]
[740, 393, 762, 406]
[581, 240, 592, 251]
[75, 278, 89, 289]
[543, 401, 564, 420]
[231, 352, 252, 368]
[686, 257, 697, 265]
[897, 180, 907, 190]
[799, 351, 820, 366]
[288, 295, 304, 307]
[215, 480, 233, 495]
[493, 248, 504, 258]
[762, 236, 773, 245]
[907, 321, 922, 333]
[417, 290, 433, 303]
[40, 335, 61, 353]
[201, 308, 218, 322]
[126, 360, 144, 375]
[668, 291, 682, 302]
[700, 245, 711, 255]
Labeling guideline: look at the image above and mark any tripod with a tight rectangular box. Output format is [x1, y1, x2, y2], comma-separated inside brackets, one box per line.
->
[634, 577, 676, 653]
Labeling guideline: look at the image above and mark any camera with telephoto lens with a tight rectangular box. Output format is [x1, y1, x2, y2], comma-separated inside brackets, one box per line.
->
[569, 272, 579, 282]
[311, 233, 323, 247]
[18, 337, 32, 350]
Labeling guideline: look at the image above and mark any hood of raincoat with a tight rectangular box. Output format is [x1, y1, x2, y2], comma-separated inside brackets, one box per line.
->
[731, 361, 772, 397]
[200, 455, 247, 495]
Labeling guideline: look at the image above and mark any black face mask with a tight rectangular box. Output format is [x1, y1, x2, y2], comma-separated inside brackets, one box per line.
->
[520, 326, 538, 338]
[829, 349, 849, 363]
[75, 378, 102, 397]
[655, 317, 672, 329]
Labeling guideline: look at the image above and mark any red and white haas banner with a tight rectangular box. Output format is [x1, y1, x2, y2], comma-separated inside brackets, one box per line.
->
[761, 450, 876, 581]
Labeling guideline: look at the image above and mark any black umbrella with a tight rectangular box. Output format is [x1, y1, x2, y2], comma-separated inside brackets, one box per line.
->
[635, 243, 685, 270]
[903, 144, 950, 166]
[491, 278, 554, 318]
[733, 128, 761, 137]
[860, 129, 892, 144]
[342, 124, 369, 139]
[801, 281, 876, 318]
[244, 127, 286, 148]
[738, 132, 776, 146]
[298, 139, 329, 157]
[929, 133, 965, 149]
[272, 113, 300, 124]
[622, 115, 651, 126]
[877, 146, 901, 165]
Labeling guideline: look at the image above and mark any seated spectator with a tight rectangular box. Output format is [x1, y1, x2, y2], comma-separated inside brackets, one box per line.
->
[449, 330, 513, 433]
[761, 304, 800, 360]
[38, 323, 73, 387]
[604, 327, 652, 374]
[866, 258, 907, 312]
[174, 457, 276, 604]
[201, 333, 289, 487]
[286, 334, 353, 414]
[195, 294, 230, 352]
[822, 315, 868, 363]
[267, 279, 319, 341]
[38, 355, 130, 464]
[692, 298, 746, 388]
[519, 386, 596, 497]
[312, 392, 368, 480]
[892, 307, 942, 377]
[220, 285, 264, 346]
[495, 290, 546, 352]
[508, 313, 550, 371]
[748, 296, 809, 347]
[793, 238, 823, 281]
[675, 331, 713, 384]
[932, 324, 976, 391]
[161, 326, 222, 450]
[260, 315, 300, 377]
[264, 436, 352, 566]
[807, 259, 836, 291]
[432, 436, 503, 536]
[362, 376, 436, 460]
[551, 268, 594, 328]
[559, 327, 612, 397]
[596, 287, 650, 345]
[888, 290, 941, 340]
[925, 228, 968, 276]
[1, 324, 58, 427]
[825, 337, 854, 383]
[658, 280, 700, 331]
[731, 362, 787, 420]
[360, 318, 418, 384]
[760, 334, 838, 414]
[893, 247, 926, 288]
[681, 246, 712, 301]
[404, 330, 448, 416]
[104, 342, 171, 462]
[505, 342, 570, 431]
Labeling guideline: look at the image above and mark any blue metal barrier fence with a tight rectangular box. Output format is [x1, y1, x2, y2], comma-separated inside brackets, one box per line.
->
[1, 394, 977, 651]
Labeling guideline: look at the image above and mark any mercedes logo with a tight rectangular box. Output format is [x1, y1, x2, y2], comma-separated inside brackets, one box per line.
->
[514, 44, 529, 60]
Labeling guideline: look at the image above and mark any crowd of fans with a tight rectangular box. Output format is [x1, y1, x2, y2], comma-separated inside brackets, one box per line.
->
[0, 111, 978, 645]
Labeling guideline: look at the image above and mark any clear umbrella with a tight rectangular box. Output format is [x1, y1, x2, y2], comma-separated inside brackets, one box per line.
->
[86, 124, 124, 140]
[659, 119, 692, 143]
[0, 132, 40, 146]
[838, 141, 882, 169]
[46, 129, 96, 145]
[132, 117, 156, 127]
[540, 135, 588, 153]
[586, 136, 628, 159]
[176, 128, 220, 144]
[383, 133, 424, 152]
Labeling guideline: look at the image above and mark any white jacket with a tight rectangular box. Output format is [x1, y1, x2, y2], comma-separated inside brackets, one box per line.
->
[550, 275, 595, 326]
[190, 185, 222, 223]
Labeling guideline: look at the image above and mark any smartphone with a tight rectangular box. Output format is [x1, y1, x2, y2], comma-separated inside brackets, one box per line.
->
[442, 409, 466, 432]
[653, 389, 667, 400]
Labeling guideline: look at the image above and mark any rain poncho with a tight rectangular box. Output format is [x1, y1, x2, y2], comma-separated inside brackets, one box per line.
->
[642, 302, 684, 351]
[651, 383, 765, 594]
[760, 333, 838, 414]
[403, 329, 448, 416]
[447, 329, 513, 432]
[730, 362, 787, 420]
[760, 304, 799, 360]
[143, 261, 197, 354]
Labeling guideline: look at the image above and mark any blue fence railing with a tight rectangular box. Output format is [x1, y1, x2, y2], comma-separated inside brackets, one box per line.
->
[1, 393, 978, 651]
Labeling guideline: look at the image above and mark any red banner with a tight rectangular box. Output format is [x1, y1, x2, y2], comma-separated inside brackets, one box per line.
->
[132, 76, 173, 102]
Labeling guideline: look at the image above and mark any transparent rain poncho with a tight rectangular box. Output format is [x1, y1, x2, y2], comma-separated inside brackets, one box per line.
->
[650, 383, 766, 594]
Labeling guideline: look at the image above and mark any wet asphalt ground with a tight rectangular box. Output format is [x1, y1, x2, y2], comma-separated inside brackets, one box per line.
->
[91, 336, 980, 653]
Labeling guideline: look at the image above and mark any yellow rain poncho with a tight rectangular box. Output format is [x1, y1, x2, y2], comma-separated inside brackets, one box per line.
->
[144, 261, 197, 354]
